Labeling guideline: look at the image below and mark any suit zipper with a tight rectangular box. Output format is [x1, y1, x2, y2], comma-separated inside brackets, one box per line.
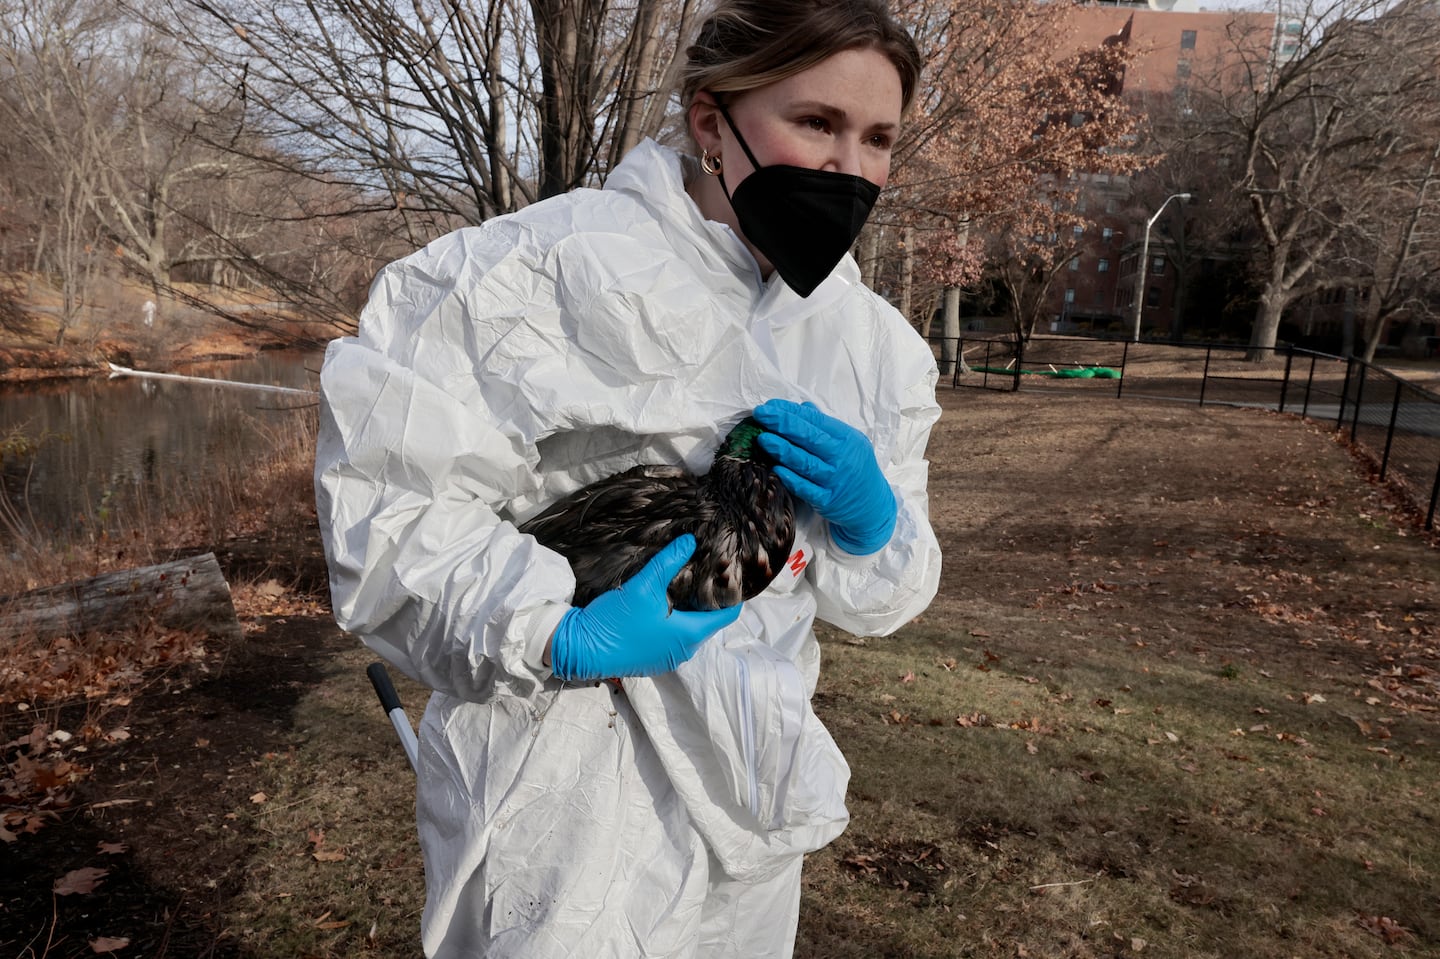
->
[735, 654, 761, 818]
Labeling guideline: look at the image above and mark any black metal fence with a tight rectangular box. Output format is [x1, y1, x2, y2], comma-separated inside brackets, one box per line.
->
[930, 333, 1440, 530]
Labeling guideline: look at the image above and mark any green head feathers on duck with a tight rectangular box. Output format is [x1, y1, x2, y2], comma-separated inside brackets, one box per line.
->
[518, 416, 797, 611]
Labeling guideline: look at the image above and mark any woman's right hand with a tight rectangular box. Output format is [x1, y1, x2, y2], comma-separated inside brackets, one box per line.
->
[548, 534, 741, 681]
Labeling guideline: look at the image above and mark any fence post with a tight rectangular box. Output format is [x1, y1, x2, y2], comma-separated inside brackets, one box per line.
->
[1427, 456, 1438, 531]
[1350, 362, 1368, 443]
[1336, 357, 1354, 429]
[1301, 354, 1317, 419]
[1198, 346, 1213, 407]
[1278, 346, 1294, 414]
[1379, 380, 1403, 481]
[1011, 336, 1024, 393]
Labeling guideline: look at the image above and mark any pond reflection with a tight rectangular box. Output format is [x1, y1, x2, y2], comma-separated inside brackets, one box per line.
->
[0, 352, 320, 542]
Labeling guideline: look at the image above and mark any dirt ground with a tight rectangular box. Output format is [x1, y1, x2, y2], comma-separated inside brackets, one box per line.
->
[2, 386, 1437, 957]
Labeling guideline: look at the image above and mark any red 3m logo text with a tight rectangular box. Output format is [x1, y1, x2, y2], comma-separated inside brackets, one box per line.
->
[788, 549, 807, 576]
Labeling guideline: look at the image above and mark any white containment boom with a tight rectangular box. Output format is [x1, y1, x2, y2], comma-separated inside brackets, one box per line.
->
[107, 363, 315, 397]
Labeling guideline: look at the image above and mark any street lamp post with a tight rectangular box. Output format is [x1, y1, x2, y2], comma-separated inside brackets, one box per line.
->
[1131, 192, 1191, 343]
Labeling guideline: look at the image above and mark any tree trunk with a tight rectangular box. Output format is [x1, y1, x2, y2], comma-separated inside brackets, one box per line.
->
[0, 552, 242, 645]
[1247, 288, 1286, 360]
[1359, 290, 1386, 363]
[940, 286, 961, 375]
[858, 227, 880, 291]
[530, 0, 597, 197]
[899, 226, 914, 328]
[610, 0, 664, 163]
[31, 223, 46, 274]
[1341, 288, 1358, 357]
[484, 0, 513, 215]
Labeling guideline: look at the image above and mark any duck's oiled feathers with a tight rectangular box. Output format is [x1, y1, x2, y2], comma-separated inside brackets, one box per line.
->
[519, 427, 796, 611]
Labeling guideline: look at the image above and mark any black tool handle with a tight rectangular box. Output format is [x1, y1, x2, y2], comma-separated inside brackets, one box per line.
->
[367, 661, 405, 713]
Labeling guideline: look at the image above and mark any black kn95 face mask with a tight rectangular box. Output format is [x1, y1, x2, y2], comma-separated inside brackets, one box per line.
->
[714, 100, 880, 298]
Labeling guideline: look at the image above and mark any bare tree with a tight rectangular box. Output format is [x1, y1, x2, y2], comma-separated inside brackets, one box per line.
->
[1330, 134, 1440, 361]
[0, 1, 276, 342]
[984, 196, 1091, 345]
[1324, 3, 1440, 361]
[169, 161, 412, 328]
[884, 0, 1143, 350]
[106, 0, 699, 334]
[1129, 89, 1258, 342]
[155, 0, 695, 224]
[0, 0, 117, 344]
[1195, 0, 1440, 358]
[77, 26, 261, 319]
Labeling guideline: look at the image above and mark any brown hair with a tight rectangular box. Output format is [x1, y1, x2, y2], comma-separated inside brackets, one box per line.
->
[681, 0, 922, 114]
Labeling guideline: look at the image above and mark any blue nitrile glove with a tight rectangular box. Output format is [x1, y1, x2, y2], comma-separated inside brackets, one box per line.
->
[549, 534, 742, 681]
[754, 399, 897, 556]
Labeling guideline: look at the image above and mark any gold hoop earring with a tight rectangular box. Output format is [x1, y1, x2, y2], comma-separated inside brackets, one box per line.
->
[701, 150, 723, 176]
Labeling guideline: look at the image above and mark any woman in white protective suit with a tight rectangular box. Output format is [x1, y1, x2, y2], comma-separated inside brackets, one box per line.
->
[314, 0, 942, 955]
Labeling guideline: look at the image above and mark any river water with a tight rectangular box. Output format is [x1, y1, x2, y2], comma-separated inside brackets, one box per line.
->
[0, 352, 321, 543]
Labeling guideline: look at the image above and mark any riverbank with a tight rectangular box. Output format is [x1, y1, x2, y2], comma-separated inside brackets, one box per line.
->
[0, 274, 334, 385]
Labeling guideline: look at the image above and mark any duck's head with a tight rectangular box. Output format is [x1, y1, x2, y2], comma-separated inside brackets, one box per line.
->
[717, 416, 775, 466]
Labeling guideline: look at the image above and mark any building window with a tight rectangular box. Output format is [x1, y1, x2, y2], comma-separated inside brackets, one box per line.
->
[1150, 255, 1167, 275]
[1105, 197, 1118, 214]
[1181, 29, 1197, 50]
[1146, 285, 1161, 307]
[1102, 227, 1115, 244]
[1176, 58, 1191, 78]
[1073, 225, 1085, 239]
[1064, 288, 1076, 304]
[1098, 258, 1110, 273]
[1094, 289, 1106, 305]
[1069, 257, 1080, 271]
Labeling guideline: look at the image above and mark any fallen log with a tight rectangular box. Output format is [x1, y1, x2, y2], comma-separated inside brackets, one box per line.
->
[0, 552, 243, 645]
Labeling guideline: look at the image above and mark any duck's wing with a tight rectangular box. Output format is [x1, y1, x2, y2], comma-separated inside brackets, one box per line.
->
[519, 465, 710, 606]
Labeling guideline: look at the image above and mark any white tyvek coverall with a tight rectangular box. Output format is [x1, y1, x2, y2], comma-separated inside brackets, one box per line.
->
[315, 140, 942, 958]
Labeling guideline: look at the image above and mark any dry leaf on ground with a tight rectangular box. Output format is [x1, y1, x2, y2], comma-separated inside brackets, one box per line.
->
[89, 936, 130, 953]
[1356, 914, 1411, 944]
[54, 866, 108, 896]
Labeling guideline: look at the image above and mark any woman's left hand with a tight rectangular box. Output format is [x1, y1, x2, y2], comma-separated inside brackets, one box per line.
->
[753, 399, 896, 555]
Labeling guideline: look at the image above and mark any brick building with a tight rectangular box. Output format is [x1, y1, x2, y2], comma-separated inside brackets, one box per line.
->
[1038, 0, 1279, 338]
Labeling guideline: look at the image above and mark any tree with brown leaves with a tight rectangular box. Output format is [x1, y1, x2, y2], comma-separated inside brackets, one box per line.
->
[879, 0, 1144, 361]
